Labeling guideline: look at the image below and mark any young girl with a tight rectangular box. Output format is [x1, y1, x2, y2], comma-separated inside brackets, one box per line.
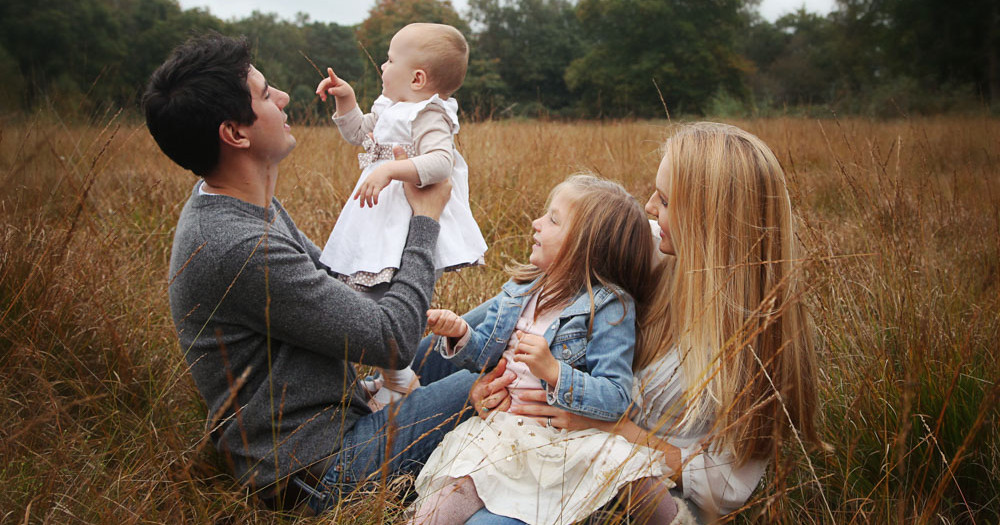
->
[410, 175, 667, 525]
[315, 23, 487, 407]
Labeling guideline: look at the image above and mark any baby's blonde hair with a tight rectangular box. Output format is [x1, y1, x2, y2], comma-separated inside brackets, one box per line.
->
[402, 23, 469, 97]
[637, 122, 818, 464]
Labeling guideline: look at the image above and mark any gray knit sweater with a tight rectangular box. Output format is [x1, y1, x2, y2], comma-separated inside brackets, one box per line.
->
[168, 182, 438, 488]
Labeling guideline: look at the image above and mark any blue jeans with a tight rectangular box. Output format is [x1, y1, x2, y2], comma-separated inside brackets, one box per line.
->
[306, 368, 477, 513]
[307, 304, 491, 514]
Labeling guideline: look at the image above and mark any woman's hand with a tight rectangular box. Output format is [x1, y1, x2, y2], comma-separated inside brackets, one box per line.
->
[512, 390, 684, 478]
[468, 358, 516, 418]
[508, 390, 615, 432]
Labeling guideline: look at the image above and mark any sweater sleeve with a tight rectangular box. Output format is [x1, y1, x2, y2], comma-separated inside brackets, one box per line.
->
[408, 104, 455, 187]
[333, 106, 378, 146]
[223, 212, 440, 369]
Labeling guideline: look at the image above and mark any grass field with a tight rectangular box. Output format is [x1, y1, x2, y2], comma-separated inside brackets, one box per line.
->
[1, 114, 998, 524]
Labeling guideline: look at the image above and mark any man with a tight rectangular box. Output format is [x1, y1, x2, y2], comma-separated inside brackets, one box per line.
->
[143, 33, 483, 513]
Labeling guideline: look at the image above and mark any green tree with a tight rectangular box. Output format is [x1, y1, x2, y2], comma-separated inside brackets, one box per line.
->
[883, 0, 1000, 105]
[566, 0, 751, 117]
[356, 0, 470, 109]
[467, 0, 582, 116]
[0, 0, 124, 112]
[742, 9, 839, 107]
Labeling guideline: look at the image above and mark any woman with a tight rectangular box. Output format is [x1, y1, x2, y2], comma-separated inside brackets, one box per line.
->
[416, 122, 820, 524]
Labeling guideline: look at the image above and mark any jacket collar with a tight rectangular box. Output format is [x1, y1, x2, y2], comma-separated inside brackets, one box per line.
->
[500, 277, 608, 318]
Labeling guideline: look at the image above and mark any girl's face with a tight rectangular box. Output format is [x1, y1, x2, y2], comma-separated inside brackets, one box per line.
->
[645, 154, 676, 255]
[530, 189, 573, 272]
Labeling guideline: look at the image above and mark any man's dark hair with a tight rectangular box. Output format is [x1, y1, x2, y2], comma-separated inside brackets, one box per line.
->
[142, 34, 256, 176]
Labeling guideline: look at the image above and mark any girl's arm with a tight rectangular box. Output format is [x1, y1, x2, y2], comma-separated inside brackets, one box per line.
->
[431, 288, 510, 372]
[511, 390, 767, 515]
[543, 295, 636, 421]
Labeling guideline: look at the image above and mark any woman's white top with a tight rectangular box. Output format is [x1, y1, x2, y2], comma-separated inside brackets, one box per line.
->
[632, 351, 768, 515]
[320, 95, 487, 286]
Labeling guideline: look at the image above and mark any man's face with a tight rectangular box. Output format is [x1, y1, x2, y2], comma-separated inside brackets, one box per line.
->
[243, 65, 296, 163]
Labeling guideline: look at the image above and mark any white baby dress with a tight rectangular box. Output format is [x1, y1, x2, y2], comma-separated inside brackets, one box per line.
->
[320, 95, 487, 288]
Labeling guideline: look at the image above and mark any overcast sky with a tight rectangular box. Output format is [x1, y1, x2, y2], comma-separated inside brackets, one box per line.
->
[176, 0, 838, 26]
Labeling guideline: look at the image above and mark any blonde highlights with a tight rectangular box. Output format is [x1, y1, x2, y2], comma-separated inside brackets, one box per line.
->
[638, 122, 818, 463]
[507, 174, 654, 330]
[404, 23, 469, 97]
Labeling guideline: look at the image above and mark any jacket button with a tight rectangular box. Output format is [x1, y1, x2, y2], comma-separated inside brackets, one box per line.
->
[561, 345, 571, 359]
[564, 392, 572, 403]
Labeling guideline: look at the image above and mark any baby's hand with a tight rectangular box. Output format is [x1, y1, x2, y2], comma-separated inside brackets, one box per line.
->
[354, 165, 394, 207]
[315, 67, 354, 102]
[513, 331, 560, 385]
[427, 309, 468, 339]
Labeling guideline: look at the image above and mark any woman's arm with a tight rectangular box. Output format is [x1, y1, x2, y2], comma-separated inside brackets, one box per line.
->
[510, 390, 683, 485]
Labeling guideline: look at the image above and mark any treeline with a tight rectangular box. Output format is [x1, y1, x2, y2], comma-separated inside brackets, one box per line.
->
[1, 0, 997, 120]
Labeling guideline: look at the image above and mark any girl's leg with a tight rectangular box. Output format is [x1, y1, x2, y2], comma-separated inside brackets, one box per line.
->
[626, 476, 679, 524]
[410, 476, 484, 525]
[465, 509, 527, 525]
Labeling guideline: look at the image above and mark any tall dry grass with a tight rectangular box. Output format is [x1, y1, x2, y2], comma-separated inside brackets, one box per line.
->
[1, 113, 997, 524]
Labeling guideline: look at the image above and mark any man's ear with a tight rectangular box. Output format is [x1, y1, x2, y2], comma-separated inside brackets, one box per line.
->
[219, 121, 250, 149]
[411, 69, 428, 91]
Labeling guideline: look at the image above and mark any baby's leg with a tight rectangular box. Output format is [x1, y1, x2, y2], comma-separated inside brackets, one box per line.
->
[410, 476, 484, 525]
[627, 476, 678, 524]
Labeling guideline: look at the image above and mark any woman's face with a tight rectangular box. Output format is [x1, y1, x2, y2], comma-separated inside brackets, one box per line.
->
[645, 154, 675, 256]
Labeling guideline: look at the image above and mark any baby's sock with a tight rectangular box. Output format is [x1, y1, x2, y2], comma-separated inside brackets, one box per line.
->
[410, 476, 483, 525]
[368, 367, 420, 410]
[381, 366, 420, 394]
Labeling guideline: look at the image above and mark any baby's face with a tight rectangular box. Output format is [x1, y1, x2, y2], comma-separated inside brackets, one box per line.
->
[380, 26, 427, 102]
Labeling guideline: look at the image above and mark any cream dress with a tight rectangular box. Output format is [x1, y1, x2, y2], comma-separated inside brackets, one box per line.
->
[320, 95, 487, 288]
[414, 292, 670, 525]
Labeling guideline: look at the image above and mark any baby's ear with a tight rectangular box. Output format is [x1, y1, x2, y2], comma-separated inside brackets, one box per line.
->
[411, 69, 428, 91]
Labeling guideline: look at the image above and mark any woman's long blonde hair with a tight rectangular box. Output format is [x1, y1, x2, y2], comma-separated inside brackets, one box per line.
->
[507, 174, 653, 331]
[636, 122, 818, 464]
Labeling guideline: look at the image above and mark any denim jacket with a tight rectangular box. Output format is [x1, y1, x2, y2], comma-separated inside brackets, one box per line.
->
[437, 278, 636, 421]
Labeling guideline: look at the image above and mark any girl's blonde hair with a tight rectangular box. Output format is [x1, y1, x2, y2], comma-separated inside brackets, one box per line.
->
[636, 122, 818, 464]
[507, 174, 654, 332]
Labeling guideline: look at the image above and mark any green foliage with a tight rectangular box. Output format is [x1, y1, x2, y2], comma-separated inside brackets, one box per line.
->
[355, 0, 470, 110]
[0, 0, 996, 118]
[565, 0, 751, 117]
[467, 0, 582, 116]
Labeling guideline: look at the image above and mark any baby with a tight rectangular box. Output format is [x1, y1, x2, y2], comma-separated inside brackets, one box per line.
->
[316, 23, 487, 409]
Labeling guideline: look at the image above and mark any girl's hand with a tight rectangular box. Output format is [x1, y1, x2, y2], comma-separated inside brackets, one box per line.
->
[315, 67, 354, 102]
[469, 358, 516, 419]
[354, 165, 394, 207]
[512, 330, 560, 385]
[509, 390, 614, 432]
[426, 309, 469, 339]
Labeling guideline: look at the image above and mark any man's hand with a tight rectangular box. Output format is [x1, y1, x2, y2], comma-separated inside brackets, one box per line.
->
[469, 358, 516, 419]
[315, 67, 356, 114]
[354, 166, 393, 207]
[512, 330, 560, 385]
[396, 144, 450, 220]
[426, 309, 469, 339]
